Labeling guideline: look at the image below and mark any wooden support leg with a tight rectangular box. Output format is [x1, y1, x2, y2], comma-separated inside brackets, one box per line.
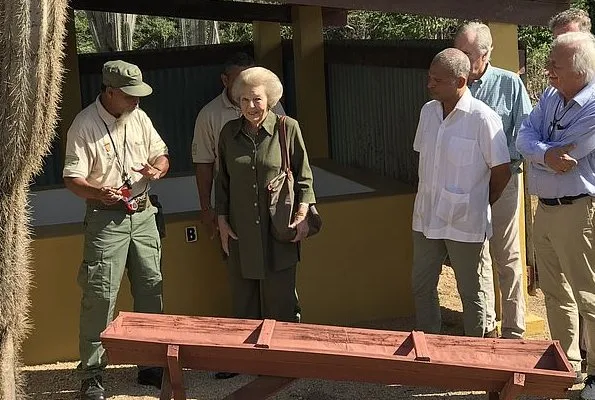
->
[160, 371, 173, 400]
[162, 345, 185, 400]
[224, 376, 295, 400]
[499, 373, 525, 400]
[487, 373, 525, 400]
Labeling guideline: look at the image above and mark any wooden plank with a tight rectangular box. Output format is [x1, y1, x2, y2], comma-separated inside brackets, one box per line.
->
[167, 345, 186, 400]
[411, 331, 431, 362]
[283, 0, 568, 26]
[100, 313, 576, 397]
[224, 376, 295, 400]
[499, 373, 525, 400]
[255, 319, 276, 349]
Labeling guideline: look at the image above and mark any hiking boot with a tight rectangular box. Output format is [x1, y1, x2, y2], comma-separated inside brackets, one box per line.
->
[80, 375, 105, 400]
[580, 375, 595, 400]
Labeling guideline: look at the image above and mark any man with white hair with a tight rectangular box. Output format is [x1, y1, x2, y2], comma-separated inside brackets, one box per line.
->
[455, 22, 532, 340]
[517, 31, 595, 399]
[550, 8, 592, 37]
[549, 9, 592, 372]
[412, 48, 511, 337]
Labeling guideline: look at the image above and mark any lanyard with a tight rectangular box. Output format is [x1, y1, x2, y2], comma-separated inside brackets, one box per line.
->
[103, 121, 129, 182]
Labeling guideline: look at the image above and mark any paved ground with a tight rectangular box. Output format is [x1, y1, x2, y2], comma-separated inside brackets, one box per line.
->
[23, 267, 584, 400]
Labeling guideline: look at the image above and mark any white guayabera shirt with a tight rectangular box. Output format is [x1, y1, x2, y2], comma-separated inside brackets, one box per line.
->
[412, 89, 510, 243]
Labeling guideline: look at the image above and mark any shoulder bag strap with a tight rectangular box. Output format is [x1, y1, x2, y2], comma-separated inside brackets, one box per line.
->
[278, 115, 290, 173]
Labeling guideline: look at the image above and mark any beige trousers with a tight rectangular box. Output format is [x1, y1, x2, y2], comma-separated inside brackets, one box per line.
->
[534, 196, 595, 375]
[480, 173, 526, 338]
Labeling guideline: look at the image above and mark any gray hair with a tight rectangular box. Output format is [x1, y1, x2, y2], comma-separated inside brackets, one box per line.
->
[553, 31, 595, 84]
[231, 66, 283, 108]
[456, 22, 493, 59]
[432, 48, 471, 80]
[549, 8, 591, 33]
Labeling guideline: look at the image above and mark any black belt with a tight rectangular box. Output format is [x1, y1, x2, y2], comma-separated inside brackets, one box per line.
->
[539, 193, 590, 206]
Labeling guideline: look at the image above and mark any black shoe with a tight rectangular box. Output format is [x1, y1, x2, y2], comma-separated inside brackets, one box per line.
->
[214, 371, 239, 380]
[80, 375, 105, 400]
[137, 367, 163, 389]
[581, 375, 595, 400]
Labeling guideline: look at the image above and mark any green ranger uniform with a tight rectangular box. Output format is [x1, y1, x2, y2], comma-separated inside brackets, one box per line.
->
[216, 111, 315, 322]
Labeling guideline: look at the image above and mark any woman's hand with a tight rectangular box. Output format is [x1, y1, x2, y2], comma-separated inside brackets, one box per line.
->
[218, 215, 238, 255]
[289, 204, 309, 242]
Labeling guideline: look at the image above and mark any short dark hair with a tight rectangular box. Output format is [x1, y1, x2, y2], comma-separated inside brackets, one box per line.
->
[223, 52, 255, 75]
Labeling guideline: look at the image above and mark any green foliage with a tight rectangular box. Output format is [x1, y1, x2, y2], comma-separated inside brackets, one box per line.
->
[324, 11, 459, 40]
[218, 22, 253, 43]
[133, 16, 180, 49]
[74, 10, 96, 53]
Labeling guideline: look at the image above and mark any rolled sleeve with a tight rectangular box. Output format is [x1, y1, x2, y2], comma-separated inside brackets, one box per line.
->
[62, 119, 91, 179]
[479, 113, 511, 168]
[191, 109, 216, 164]
[289, 120, 316, 204]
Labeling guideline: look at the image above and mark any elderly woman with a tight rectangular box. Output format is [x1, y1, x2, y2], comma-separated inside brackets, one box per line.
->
[216, 66, 315, 324]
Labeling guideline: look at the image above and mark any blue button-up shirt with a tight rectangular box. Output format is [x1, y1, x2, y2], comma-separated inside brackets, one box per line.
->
[469, 64, 533, 166]
[516, 82, 595, 198]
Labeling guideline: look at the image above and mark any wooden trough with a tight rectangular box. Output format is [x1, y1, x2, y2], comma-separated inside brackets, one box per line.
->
[100, 312, 576, 400]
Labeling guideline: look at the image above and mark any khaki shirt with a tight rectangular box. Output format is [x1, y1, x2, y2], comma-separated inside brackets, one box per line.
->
[191, 89, 285, 165]
[216, 111, 315, 279]
[63, 97, 168, 194]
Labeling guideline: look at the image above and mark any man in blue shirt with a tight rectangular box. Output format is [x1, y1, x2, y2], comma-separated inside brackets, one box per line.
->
[455, 22, 533, 339]
[517, 31, 595, 400]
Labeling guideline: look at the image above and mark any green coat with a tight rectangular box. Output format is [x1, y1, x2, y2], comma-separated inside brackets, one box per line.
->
[216, 111, 316, 280]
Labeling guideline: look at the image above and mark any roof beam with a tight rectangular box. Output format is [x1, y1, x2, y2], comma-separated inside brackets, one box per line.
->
[281, 0, 570, 26]
[70, 0, 347, 26]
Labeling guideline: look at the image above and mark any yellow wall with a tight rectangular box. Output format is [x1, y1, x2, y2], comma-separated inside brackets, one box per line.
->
[24, 193, 415, 365]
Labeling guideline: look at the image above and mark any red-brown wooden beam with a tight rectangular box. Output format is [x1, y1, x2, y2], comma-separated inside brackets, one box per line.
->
[281, 0, 570, 26]
[70, 0, 347, 26]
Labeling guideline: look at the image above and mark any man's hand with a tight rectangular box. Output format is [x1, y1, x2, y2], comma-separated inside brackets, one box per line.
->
[544, 144, 578, 173]
[98, 186, 122, 205]
[199, 207, 218, 239]
[132, 163, 162, 180]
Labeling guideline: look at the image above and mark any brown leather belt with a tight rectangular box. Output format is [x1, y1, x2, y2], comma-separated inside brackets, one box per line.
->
[87, 194, 149, 213]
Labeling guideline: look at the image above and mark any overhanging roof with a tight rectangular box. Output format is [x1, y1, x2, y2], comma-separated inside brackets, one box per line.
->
[70, 0, 570, 27]
[70, 0, 347, 26]
[280, 0, 571, 26]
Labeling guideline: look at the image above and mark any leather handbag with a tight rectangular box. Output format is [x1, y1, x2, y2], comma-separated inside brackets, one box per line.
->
[267, 115, 322, 243]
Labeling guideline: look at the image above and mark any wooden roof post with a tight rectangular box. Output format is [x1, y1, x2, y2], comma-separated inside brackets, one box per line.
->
[291, 5, 329, 159]
[487, 22, 546, 337]
[253, 21, 284, 82]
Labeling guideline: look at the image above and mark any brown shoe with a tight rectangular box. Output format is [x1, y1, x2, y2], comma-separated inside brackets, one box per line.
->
[484, 328, 498, 338]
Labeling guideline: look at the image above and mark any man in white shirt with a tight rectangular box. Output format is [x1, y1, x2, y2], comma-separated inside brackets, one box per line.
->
[192, 53, 284, 237]
[412, 48, 511, 337]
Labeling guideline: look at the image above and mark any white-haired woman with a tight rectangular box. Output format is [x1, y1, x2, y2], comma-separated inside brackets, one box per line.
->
[215, 66, 315, 324]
